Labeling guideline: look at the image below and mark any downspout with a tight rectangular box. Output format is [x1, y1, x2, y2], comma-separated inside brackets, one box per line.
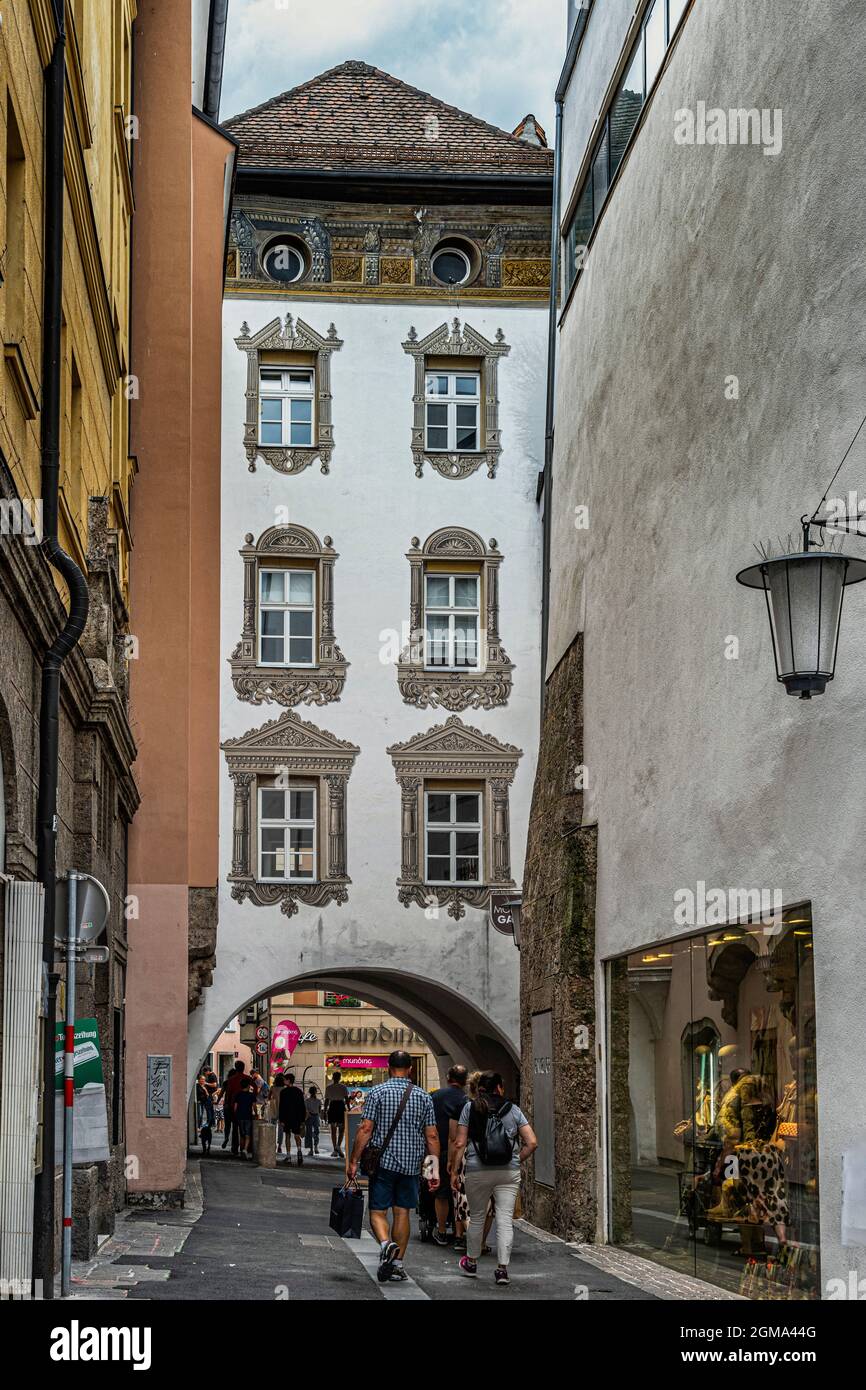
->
[32, 1, 90, 1296]
[540, 97, 562, 715]
[202, 0, 230, 123]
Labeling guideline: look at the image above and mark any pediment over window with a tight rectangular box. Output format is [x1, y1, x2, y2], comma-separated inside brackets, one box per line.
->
[386, 714, 520, 776]
[222, 710, 359, 770]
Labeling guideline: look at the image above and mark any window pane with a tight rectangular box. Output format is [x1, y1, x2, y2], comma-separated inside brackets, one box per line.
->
[288, 609, 313, 636]
[261, 827, 285, 878]
[426, 614, 449, 666]
[592, 125, 610, 219]
[426, 404, 447, 426]
[260, 789, 285, 820]
[455, 853, 480, 881]
[455, 831, 479, 854]
[668, 0, 688, 35]
[427, 831, 451, 856]
[568, 178, 593, 279]
[291, 399, 312, 422]
[453, 576, 478, 608]
[261, 422, 282, 444]
[261, 398, 282, 421]
[427, 428, 448, 450]
[456, 403, 478, 450]
[455, 376, 478, 395]
[425, 575, 450, 607]
[289, 636, 314, 663]
[261, 611, 284, 636]
[427, 856, 451, 882]
[290, 421, 312, 445]
[610, 41, 644, 179]
[289, 827, 314, 878]
[453, 618, 478, 667]
[289, 788, 315, 821]
[454, 793, 480, 824]
[645, 0, 665, 89]
[288, 371, 312, 388]
[426, 793, 451, 823]
[288, 571, 314, 604]
[260, 571, 285, 603]
[456, 428, 477, 451]
[425, 374, 449, 396]
[261, 637, 284, 663]
[260, 369, 282, 386]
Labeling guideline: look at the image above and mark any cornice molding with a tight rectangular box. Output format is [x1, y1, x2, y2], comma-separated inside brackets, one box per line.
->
[65, 2, 93, 151]
[27, 0, 57, 67]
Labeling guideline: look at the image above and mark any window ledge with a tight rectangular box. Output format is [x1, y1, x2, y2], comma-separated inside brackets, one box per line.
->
[229, 877, 350, 918]
[246, 442, 331, 476]
[397, 661, 513, 711]
[230, 650, 349, 707]
[397, 882, 514, 921]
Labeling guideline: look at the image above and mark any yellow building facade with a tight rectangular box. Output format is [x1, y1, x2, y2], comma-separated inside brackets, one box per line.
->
[1, 0, 136, 593]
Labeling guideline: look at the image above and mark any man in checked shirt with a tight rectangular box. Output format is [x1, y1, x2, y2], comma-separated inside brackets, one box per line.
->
[349, 1049, 440, 1283]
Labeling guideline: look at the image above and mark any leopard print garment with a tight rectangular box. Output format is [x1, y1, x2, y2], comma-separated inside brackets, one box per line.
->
[736, 1142, 789, 1224]
[453, 1154, 469, 1225]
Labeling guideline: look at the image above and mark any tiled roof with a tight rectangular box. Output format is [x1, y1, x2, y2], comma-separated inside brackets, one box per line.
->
[224, 60, 554, 177]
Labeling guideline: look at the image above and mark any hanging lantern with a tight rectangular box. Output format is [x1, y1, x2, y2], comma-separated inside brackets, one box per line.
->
[737, 521, 866, 698]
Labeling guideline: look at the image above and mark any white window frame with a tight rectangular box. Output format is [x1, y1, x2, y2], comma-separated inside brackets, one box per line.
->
[424, 789, 483, 886]
[258, 567, 316, 669]
[423, 571, 481, 671]
[258, 782, 318, 883]
[424, 371, 480, 452]
[258, 366, 316, 447]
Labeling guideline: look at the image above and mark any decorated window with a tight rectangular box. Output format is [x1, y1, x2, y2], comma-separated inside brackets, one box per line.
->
[236, 314, 342, 476]
[402, 318, 509, 479]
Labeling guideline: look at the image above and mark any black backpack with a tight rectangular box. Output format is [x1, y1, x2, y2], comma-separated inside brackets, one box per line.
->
[472, 1100, 515, 1167]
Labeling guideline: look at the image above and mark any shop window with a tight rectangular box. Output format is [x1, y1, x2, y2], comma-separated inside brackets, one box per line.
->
[229, 524, 348, 707]
[396, 528, 512, 710]
[402, 318, 510, 479]
[607, 905, 820, 1299]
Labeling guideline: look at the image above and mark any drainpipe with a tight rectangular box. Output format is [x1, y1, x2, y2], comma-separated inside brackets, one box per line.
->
[32, 2, 90, 1297]
[540, 96, 562, 715]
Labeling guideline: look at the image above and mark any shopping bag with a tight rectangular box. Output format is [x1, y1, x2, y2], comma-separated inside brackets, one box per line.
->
[330, 1179, 364, 1238]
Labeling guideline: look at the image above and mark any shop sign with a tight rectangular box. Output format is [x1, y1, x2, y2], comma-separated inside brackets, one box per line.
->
[146, 1055, 172, 1119]
[330, 1055, 389, 1070]
[271, 1019, 300, 1060]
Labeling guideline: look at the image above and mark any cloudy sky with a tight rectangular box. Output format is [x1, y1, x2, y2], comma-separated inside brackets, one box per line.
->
[220, 0, 565, 139]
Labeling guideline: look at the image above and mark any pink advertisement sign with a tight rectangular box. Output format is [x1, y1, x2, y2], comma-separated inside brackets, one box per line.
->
[271, 1019, 301, 1068]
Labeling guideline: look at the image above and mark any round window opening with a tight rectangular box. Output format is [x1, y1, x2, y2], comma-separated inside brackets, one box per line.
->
[431, 246, 472, 286]
[262, 239, 307, 284]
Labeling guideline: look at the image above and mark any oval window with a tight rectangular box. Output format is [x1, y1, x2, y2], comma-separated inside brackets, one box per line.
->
[431, 246, 471, 286]
[262, 240, 307, 283]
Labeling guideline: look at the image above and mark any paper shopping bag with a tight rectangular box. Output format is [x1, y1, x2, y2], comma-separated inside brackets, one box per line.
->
[330, 1180, 365, 1238]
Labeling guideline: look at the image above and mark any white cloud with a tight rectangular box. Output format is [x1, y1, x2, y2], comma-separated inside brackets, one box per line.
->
[221, 0, 565, 139]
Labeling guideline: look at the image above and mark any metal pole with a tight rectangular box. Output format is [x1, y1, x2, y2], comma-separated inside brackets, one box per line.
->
[60, 873, 77, 1297]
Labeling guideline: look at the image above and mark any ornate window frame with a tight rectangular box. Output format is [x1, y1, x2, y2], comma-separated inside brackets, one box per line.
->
[396, 528, 512, 710]
[402, 317, 510, 479]
[386, 715, 521, 919]
[230, 524, 348, 707]
[236, 313, 343, 476]
[222, 711, 360, 917]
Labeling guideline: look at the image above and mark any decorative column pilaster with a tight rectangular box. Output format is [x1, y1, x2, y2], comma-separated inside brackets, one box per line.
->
[321, 545, 335, 658]
[325, 774, 347, 878]
[490, 778, 511, 882]
[241, 539, 257, 652]
[399, 776, 422, 880]
[232, 772, 254, 876]
[408, 544, 423, 660]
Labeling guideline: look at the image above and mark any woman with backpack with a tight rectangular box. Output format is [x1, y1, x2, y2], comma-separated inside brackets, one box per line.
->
[451, 1070, 537, 1286]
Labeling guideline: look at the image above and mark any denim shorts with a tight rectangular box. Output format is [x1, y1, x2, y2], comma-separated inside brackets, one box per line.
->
[369, 1167, 420, 1212]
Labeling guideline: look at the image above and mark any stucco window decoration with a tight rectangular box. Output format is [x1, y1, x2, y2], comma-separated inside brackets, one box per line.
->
[402, 318, 510, 479]
[386, 715, 521, 919]
[222, 711, 360, 917]
[236, 314, 343, 475]
[230, 524, 348, 707]
[397, 529, 513, 710]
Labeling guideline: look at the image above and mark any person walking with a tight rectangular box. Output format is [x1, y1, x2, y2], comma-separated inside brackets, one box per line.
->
[430, 1065, 468, 1247]
[305, 1085, 323, 1155]
[269, 1072, 286, 1153]
[234, 1076, 256, 1160]
[451, 1070, 537, 1286]
[325, 1070, 350, 1157]
[219, 1060, 250, 1155]
[278, 1072, 307, 1166]
[348, 1050, 440, 1284]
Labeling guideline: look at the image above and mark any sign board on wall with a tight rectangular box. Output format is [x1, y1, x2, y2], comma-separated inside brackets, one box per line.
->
[53, 1017, 110, 1163]
[531, 1011, 555, 1188]
[146, 1055, 172, 1118]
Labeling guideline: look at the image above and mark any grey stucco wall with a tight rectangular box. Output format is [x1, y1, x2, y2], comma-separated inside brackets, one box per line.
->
[550, 0, 866, 1288]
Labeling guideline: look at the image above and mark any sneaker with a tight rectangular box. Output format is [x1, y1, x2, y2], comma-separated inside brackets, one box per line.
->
[458, 1256, 478, 1278]
[389, 1266, 409, 1282]
[297, 1152, 304, 1166]
[494, 1267, 510, 1286]
[432, 1229, 449, 1246]
[453, 1237, 467, 1253]
[377, 1240, 399, 1283]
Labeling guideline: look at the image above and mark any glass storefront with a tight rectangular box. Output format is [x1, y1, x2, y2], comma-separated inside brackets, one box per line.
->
[324, 1053, 428, 1106]
[608, 907, 819, 1299]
